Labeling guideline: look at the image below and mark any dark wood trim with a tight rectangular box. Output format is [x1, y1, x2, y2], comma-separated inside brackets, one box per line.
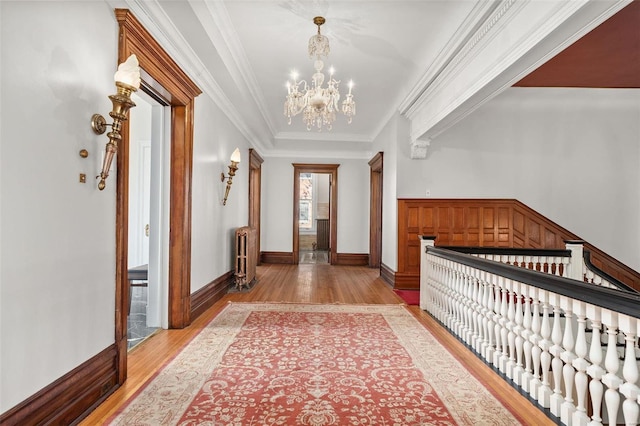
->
[368, 152, 383, 268]
[0, 345, 118, 426]
[191, 271, 235, 320]
[292, 164, 339, 265]
[394, 272, 419, 290]
[248, 149, 264, 266]
[167, 103, 194, 330]
[113, 8, 201, 390]
[261, 251, 295, 264]
[335, 253, 369, 266]
[115, 10, 201, 103]
[380, 263, 396, 286]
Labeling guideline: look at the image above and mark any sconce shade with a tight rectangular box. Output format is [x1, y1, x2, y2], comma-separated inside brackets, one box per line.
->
[230, 148, 241, 163]
[114, 54, 141, 89]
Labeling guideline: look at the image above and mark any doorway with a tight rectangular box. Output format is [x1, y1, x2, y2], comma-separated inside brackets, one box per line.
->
[369, 152, 383, 269]
[114, 9, 201, 385]
[126, 91, 168, 349]
[298, 173, 330, 264]
[292, 164, 339, 264]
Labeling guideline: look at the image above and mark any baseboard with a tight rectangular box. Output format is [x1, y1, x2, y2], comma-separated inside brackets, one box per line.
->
[0, 345, 118, 426]
[334, 253, 369, 266]
[380, 263, 396, 286]
[191, 270, 235, 320]
[261, 251, 294, 264]
[394, 272, 419, 290]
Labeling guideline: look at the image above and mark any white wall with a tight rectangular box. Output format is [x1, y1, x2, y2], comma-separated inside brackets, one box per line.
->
[0, 1, 118, 412]
[398, 87, 640, 272]
[261, 157, 370, 255]
[0, 0, 252, 413]
[190, 94, 250, 292]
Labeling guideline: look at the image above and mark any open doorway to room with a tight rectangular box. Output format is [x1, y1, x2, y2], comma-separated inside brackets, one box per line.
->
[298, 173, 330, 264]
[126, 90, 167, 349]
[114, 9, 201, 384]
[292, 164, 338, 265]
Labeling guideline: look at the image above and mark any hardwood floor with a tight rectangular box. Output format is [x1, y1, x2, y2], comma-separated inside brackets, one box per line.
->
[80, 263, 554, 425]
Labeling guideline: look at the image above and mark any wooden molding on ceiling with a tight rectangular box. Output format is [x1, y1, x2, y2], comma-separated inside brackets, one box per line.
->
[514, 1, 640, 88]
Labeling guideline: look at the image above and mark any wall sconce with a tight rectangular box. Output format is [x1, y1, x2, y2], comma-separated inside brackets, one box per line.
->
[90, 54, 141, 190]
[221, 148, 241, 205]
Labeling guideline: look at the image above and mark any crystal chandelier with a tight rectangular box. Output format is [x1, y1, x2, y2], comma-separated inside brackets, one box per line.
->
[284, 16, 356, 131]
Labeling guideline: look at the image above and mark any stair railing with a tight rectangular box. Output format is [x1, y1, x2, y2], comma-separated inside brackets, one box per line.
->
[441, 241, 635, 293]
[420, 236, 640, 425]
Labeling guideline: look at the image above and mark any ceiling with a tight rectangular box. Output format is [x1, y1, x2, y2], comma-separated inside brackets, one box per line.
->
[515, 0, 640, 88]
[122, 0, 637, 158]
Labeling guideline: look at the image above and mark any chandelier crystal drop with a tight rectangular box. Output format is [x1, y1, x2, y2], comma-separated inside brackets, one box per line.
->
[284, 16, 356, 131]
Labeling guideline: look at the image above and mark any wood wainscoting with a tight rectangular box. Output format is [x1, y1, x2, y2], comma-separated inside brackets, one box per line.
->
[398, 199, 640, 290]
[0, 345, 118, 425]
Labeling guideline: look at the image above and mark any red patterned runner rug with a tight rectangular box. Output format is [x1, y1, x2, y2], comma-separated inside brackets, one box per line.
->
[109, 303, 521, 425]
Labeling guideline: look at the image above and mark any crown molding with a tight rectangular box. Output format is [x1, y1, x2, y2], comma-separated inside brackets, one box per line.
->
[118, 0, 270, 154]
[189, 0, 278, 136]
[260, 149, 374, 160]
[398, 1, 501, 115]
[404, 0, 522, 121]
[275, 131, 373, 144]
[403, 0, 631, 143]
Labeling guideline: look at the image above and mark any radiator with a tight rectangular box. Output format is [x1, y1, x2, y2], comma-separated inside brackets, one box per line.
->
[316, 219, 329, 250]
[235, 226, 257, 289]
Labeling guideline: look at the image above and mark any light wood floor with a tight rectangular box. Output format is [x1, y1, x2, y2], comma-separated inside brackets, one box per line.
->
[80, 263, 554, 425]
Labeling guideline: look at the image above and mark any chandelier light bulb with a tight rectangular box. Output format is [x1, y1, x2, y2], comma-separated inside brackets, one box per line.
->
[284, 16, 356, 131]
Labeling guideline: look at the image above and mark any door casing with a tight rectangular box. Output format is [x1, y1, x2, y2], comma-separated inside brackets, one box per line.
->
[114, 9, 201, 384]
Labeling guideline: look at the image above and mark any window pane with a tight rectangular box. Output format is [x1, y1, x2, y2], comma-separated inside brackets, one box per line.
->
[299, 200, 312, 228]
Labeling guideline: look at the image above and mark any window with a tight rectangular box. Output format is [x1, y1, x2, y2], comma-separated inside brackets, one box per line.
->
[299, 173, 313, 229]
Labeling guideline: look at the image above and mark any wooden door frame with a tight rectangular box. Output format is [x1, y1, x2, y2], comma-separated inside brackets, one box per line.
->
[248, 149, 263, 264]
[114, 9, 201, 384]
[368, 152, 383, 269]
[292, 164, 339, 264]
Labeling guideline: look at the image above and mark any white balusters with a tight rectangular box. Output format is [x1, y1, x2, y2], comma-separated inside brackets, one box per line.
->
[586, 306, 604, 426]
[601, 312, 621, 426]
[550, 295, 565, 416]
[521, 284, 534, 393]
[492, 276, 502, 368]
[499, 277, 510, 374]
[506, 279, 517, 379]
[560, 300, 577, 424]
[419, 247, 639, 426]
[571, 301, 589, 426]
[538, 291, 553, 408]
[480, 271, 492, 359]
[529, 288, 543, 400]
[618, 315, 639, 425]
[513, 282, 525, 385]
